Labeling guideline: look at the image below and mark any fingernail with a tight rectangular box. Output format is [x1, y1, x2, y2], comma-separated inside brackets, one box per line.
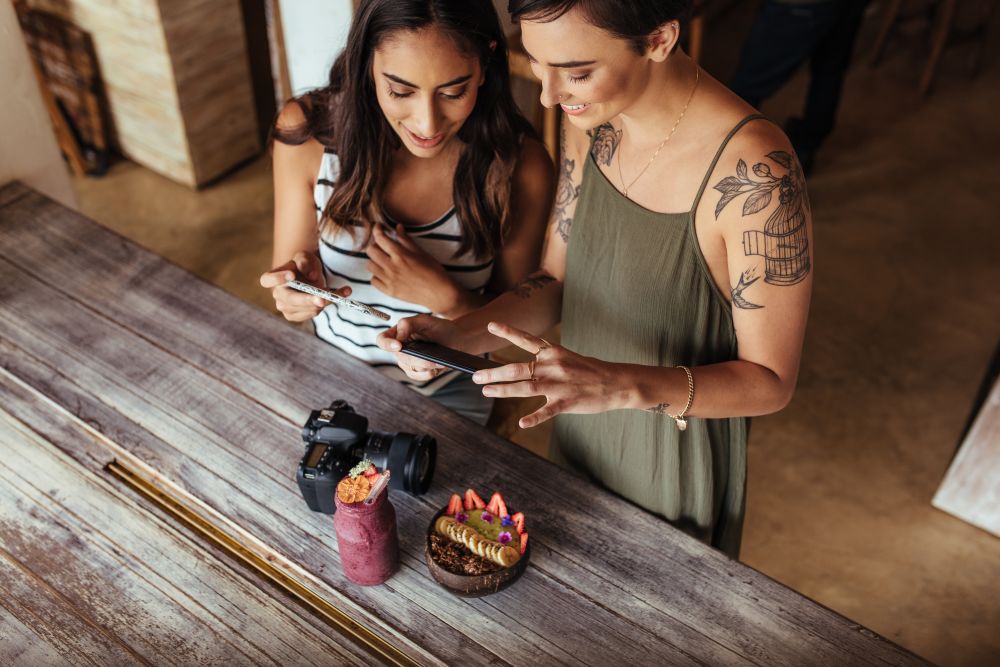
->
[314, 298, 324, 306]
[472, 372, 484, 383]
[487, 322, 497, 332]
[482, 387, 494, 396]
[285, 272, 294, 281]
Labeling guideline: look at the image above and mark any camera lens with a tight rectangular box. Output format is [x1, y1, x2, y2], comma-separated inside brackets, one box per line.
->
[363, 431, 436, 495]
[403, 434, 436, 495]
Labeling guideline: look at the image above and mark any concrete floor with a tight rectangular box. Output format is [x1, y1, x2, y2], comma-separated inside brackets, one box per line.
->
[70, 6, 999, 666]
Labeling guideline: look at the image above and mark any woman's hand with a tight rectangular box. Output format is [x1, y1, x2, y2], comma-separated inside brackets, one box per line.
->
[259, 250, 351, 322]
[368, 224, 468, 316]
[376, 314, 473, 382]
[471, 322, 629, 429]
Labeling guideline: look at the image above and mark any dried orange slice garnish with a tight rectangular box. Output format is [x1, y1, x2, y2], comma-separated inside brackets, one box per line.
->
[337, 475, 371, 504]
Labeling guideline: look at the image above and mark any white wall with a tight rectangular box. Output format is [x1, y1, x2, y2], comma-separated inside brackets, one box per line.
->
[279, 1, 518, 96]
[281, 0, 353, 95]
[0, 0, 77, 209]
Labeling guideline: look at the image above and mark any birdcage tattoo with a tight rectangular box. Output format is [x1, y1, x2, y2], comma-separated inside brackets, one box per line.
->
[742, 198, 809, 286]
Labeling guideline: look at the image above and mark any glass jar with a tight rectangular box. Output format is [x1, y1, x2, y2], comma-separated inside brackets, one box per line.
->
[333, 487, 399, 586]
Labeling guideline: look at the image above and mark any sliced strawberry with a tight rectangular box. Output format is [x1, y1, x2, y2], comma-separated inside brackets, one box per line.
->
[465, 489, 485, 510]
[494, 493, 508, 519]
[519, 531, 529, 555]
[511, 512, 525, 535]
[486, 492, 501, 515]
[362, 463, 378, 479]
[445, 494, 463, 516]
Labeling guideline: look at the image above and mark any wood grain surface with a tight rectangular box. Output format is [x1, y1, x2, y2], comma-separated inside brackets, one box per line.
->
[0, 182, 930, 666]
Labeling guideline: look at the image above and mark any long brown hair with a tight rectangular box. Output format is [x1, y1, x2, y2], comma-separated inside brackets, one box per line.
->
[274, 0, 534, 260]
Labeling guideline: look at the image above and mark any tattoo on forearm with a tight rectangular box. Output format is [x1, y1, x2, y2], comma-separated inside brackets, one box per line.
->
[554, 128, 581, 242]
[712, 151, 811, 286]
[731, 268, 764, 310]
[590, 123, 622, 166]
[512, 272, 555, 299]
[646, 403, 671, 414]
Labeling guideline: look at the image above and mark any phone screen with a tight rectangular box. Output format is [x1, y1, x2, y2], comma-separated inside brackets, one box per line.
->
[400, 341, 502, 374]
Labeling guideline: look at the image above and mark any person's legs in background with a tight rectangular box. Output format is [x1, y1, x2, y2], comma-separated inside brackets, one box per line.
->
[729, 1, 840, 107]
[729, 0, 869, 174]
[788, 0, 870, 173]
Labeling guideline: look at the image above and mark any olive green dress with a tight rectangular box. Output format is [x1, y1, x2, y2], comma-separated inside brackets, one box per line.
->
[553, 115, 764, 559]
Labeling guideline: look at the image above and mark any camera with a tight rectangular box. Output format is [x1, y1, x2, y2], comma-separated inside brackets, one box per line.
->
[296, 400, 437, 513]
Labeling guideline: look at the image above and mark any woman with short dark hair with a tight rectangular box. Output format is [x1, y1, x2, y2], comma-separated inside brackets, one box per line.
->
[381, 0, 813, 557]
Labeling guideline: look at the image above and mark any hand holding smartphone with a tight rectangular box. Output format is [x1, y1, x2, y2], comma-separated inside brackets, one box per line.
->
[400, 340, 501, 374]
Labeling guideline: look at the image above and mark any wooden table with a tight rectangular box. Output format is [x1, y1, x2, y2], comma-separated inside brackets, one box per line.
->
[0, 182, 928, 665]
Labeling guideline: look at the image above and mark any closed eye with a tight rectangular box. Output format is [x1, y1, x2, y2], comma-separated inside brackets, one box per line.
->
[569, 72, 592, 83]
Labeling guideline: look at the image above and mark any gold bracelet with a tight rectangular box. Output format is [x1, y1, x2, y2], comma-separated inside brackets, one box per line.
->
[667, 366, 694, 431]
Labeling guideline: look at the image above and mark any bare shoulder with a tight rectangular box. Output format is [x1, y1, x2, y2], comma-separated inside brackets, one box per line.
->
[273, 100, 325, 182]
[514, 135, 555, 191]
[708, 116, 813, 297]
[276, 98, 308, 130]
[724, 118, 795, 166]
[706, 117, 808, 227]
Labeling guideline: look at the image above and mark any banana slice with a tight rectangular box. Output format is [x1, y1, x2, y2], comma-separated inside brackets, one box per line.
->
[435, 516, 520, 568]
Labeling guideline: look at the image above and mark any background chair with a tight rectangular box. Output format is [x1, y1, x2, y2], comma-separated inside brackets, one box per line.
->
[870, 0, 998, 95]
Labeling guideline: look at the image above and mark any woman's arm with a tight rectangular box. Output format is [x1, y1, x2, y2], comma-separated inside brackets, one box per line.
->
[485, 136, 555, 293]
[453, 119, 591, 345]
[271, 103, 324, 268]
[259, 101, 349, 321]
[473, 124, 813, 428]
[623, 125, 813, 417]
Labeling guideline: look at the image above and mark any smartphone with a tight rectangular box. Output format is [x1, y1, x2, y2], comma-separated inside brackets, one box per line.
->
[400, 341, 502, 375]
[284, 280, 390, 321]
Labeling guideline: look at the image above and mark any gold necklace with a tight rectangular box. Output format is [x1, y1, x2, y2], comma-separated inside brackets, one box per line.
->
[618, 66, 700, 198]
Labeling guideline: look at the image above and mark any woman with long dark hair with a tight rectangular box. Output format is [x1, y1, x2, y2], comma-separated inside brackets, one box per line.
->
[380, 0, 814, 557]
[260, 0, 553, 424]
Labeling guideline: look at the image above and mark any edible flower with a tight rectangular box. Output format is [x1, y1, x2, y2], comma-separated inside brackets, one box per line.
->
[480, 511, 493, 523]
[455, 512, 468, 524]
[501, 515, 514, 527]
[348, 459, 375, 478]
[498, 531, 512, 544]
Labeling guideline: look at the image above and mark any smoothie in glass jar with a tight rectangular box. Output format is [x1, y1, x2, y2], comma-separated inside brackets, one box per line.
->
[334, 462, 398, 586]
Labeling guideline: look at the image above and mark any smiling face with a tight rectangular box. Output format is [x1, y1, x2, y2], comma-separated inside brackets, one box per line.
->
[520, 7, 656, 130]
[372, 27, 483, 158]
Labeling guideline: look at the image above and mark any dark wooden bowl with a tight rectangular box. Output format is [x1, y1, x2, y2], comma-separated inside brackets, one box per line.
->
[424, 507, 530, 597]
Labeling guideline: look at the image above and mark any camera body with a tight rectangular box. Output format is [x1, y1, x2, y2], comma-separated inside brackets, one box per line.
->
[296, 400, 436, 514]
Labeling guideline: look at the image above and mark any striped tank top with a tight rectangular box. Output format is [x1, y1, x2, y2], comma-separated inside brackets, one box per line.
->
[312, 149, 494, 395]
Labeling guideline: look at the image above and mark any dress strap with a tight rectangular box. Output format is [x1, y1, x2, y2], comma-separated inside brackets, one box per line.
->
[690, 113, 767, 213]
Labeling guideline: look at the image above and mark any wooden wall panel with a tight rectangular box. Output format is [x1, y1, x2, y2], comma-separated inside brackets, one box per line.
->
[24, 0, 260, 187]
[160, 0, 260, 185]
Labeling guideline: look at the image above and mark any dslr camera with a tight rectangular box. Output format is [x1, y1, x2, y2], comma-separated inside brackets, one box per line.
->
[296, 400, 437, 513]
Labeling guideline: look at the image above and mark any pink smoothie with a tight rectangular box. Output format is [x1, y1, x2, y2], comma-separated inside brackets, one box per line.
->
[333, 487, 398, 585]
